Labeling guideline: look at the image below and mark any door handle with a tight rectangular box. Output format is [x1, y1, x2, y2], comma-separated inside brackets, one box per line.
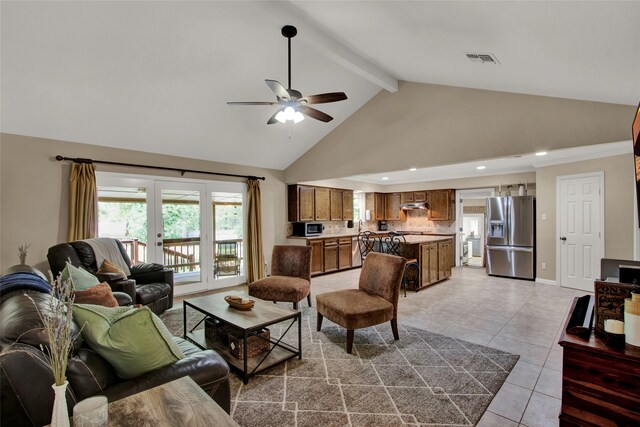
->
[157, 242, 163, 247]
[560, 237, 567, 241]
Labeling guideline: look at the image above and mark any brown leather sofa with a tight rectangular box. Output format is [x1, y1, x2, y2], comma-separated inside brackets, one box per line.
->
[48, 239, 174, 315]
[0, 269, 230, 426]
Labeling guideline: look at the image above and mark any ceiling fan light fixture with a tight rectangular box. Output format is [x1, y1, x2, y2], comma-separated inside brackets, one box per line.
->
[275, 106, 304, 124]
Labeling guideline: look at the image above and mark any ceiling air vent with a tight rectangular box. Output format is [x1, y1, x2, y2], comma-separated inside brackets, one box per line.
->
[465, 53, 500, 64]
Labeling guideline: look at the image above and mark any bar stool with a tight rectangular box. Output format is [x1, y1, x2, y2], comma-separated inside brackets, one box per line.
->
[357, 231, 382, 263]
[383, 232, 419, 297]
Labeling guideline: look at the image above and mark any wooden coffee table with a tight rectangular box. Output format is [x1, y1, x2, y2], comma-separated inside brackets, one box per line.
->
[50, 377, 237, 427]
[183, 291, 301, 384]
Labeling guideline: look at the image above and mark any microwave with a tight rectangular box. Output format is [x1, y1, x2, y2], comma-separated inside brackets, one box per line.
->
[292, 222, 324, 237]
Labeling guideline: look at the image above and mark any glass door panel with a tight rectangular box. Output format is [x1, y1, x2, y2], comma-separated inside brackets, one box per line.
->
[97, 185, 150, 264]
[158, 187, 203, 286]
[212, 192, 244, 279]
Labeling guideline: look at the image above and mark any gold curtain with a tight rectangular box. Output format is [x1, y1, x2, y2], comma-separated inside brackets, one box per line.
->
[67, 162, 98, 241]
[246, 178, 265, 283]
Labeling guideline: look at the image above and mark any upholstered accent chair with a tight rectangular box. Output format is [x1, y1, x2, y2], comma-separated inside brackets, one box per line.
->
[316, 252, 406, 353]
[47, 239, 174, 315]
[248, 245, 312, 310]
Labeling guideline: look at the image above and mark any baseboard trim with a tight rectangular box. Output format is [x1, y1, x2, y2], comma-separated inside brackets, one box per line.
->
[536, 278, 557, 286]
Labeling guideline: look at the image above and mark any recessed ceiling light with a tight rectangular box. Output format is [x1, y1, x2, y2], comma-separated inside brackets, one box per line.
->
[382, 177, 389, 181]
[476, 166, 486, 170]
[536, 151, 548, 156]
[409, 168, 417, 172]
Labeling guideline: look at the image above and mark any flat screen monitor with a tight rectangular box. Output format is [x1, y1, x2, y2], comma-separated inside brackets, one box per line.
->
[619, 265, 640, 286]
[633, 102, 640, 226]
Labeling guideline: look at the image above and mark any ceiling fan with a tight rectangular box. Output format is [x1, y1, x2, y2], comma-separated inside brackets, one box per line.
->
[227, 25, 347, 125]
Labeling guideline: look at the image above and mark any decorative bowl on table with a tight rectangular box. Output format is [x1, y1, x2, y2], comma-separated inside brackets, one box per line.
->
[224, 295, 255, 310]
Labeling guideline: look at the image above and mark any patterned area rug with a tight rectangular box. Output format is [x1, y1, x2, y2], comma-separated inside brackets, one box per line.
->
[161, 305, 519, 426]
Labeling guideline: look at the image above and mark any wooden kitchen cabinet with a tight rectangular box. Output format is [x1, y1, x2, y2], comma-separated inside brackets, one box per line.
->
[342, 191, 353, 220]
[314, 188, 331, 221]
[365, 192, 386, 221]
[288, 185, 315, 222]
[385, 193, 403, 220]
[414, 191, 427, 203]
[400, 192, 414, 203]
[309, 240, 324, 275]
[338, 238, 352, 270]
[323, 239, 339, 273]
[438, 239, 453, 280]
[330, 189, 343, 220]
[420, 243, 439, 288]
[428, 189, 455, 221]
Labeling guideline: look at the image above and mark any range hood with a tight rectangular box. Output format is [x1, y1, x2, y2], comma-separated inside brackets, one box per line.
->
[400, 202, 429, 210]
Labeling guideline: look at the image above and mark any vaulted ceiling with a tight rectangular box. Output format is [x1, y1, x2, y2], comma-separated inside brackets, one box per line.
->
[2, 1, 639, 171]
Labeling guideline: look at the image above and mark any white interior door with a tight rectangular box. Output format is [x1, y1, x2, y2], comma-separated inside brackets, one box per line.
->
[558, 173, 603, 291]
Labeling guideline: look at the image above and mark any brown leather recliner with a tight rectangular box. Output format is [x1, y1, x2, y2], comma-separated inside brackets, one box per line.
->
[0, 275, 231, 426]
[47, 239, 174, 315]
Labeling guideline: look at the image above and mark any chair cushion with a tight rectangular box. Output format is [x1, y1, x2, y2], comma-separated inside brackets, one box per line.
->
[72, 304, 185, 379]
[74, 282, 119, 307]
[60, 262, 100, 290]
[136, 283, 171, 305]
[316, 289, 394, 330]
[248, 276, 310, 303]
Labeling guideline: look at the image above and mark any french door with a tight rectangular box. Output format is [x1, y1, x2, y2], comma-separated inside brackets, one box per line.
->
[96, 172, 246, 295]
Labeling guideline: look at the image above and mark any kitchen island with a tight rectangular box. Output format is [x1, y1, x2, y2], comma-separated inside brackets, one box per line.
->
[286, 232, 454, 286]
[399, 235, 454, 290]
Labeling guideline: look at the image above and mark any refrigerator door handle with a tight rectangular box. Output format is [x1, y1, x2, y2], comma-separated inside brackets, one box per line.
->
[487, 245, 533, 252]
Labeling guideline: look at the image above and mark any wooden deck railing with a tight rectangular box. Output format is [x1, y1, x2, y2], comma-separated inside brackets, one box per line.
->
[120, 238, 243, 275]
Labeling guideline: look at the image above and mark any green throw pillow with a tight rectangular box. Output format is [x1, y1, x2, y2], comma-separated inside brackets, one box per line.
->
[60, 263, 100, 290]
[72, 304, 185, 379]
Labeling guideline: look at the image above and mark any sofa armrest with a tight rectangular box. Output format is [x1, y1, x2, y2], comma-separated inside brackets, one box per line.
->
[129, 268, 173, 286]
[96, 272, 127, 283]
[130, 263, 164, 275]
[112, 292, 133, 306]
[101, 350, 230, 413]
[106, 279, 136, 302]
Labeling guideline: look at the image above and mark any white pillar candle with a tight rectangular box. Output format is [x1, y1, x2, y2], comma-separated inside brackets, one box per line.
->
[604, 319, 625, 334]
[624, 296, 640, 347]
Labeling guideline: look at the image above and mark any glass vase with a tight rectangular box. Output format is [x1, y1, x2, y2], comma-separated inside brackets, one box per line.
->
[51, 381, 70, 427]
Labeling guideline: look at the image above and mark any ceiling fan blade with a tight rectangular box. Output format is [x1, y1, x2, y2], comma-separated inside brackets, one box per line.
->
[298, 105, 333, 123]
[265, 80, 290, 100]
[267, 109, 282, 125]
[300, 92, 347, 104]
[226, 101, 278, 105]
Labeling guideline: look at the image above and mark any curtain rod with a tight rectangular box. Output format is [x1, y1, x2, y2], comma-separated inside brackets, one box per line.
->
[55, 155, 266, 181]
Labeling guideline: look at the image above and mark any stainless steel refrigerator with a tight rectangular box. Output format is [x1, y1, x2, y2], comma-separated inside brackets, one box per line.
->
[486, 196, 535, 280]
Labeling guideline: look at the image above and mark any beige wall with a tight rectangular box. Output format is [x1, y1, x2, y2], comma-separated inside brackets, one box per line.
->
[284, 81, 634, 183]
[535, 154, 635, 281]
[0, 133, 287, 274]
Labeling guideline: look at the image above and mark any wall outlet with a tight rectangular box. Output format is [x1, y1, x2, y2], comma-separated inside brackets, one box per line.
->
[541, 262, 547, 270]
[542, 213, 547, 221]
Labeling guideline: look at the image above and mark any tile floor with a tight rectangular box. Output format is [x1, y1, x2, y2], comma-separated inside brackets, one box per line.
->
[177, 266, 583, 426]
[311, 266, 580, 427]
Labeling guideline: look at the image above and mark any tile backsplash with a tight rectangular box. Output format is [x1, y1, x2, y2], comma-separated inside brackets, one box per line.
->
[287, 210, 456, 236]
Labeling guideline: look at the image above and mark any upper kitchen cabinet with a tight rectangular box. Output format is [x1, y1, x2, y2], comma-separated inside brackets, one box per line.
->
[342, 191, 354, 220]
[330, 189, 343, 220]
[314, 188, 331, 221]
[288, 184, 355, 222]
[385, 193, 405, 221]
[365, 192, 386, 221]
[428, 189, 455, 221]
[401, 191, 428, 204]
[288, 185, 314, 222]
[400, 192, 414, 203]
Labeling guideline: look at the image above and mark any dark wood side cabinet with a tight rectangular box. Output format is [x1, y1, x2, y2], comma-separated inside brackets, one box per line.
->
[558, 297, 640, 426]
[309, 240, 324, 275]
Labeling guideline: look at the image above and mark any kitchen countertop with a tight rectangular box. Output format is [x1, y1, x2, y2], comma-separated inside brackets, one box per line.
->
[287, 232, 455, 241]
[402, 235, 453, 244]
